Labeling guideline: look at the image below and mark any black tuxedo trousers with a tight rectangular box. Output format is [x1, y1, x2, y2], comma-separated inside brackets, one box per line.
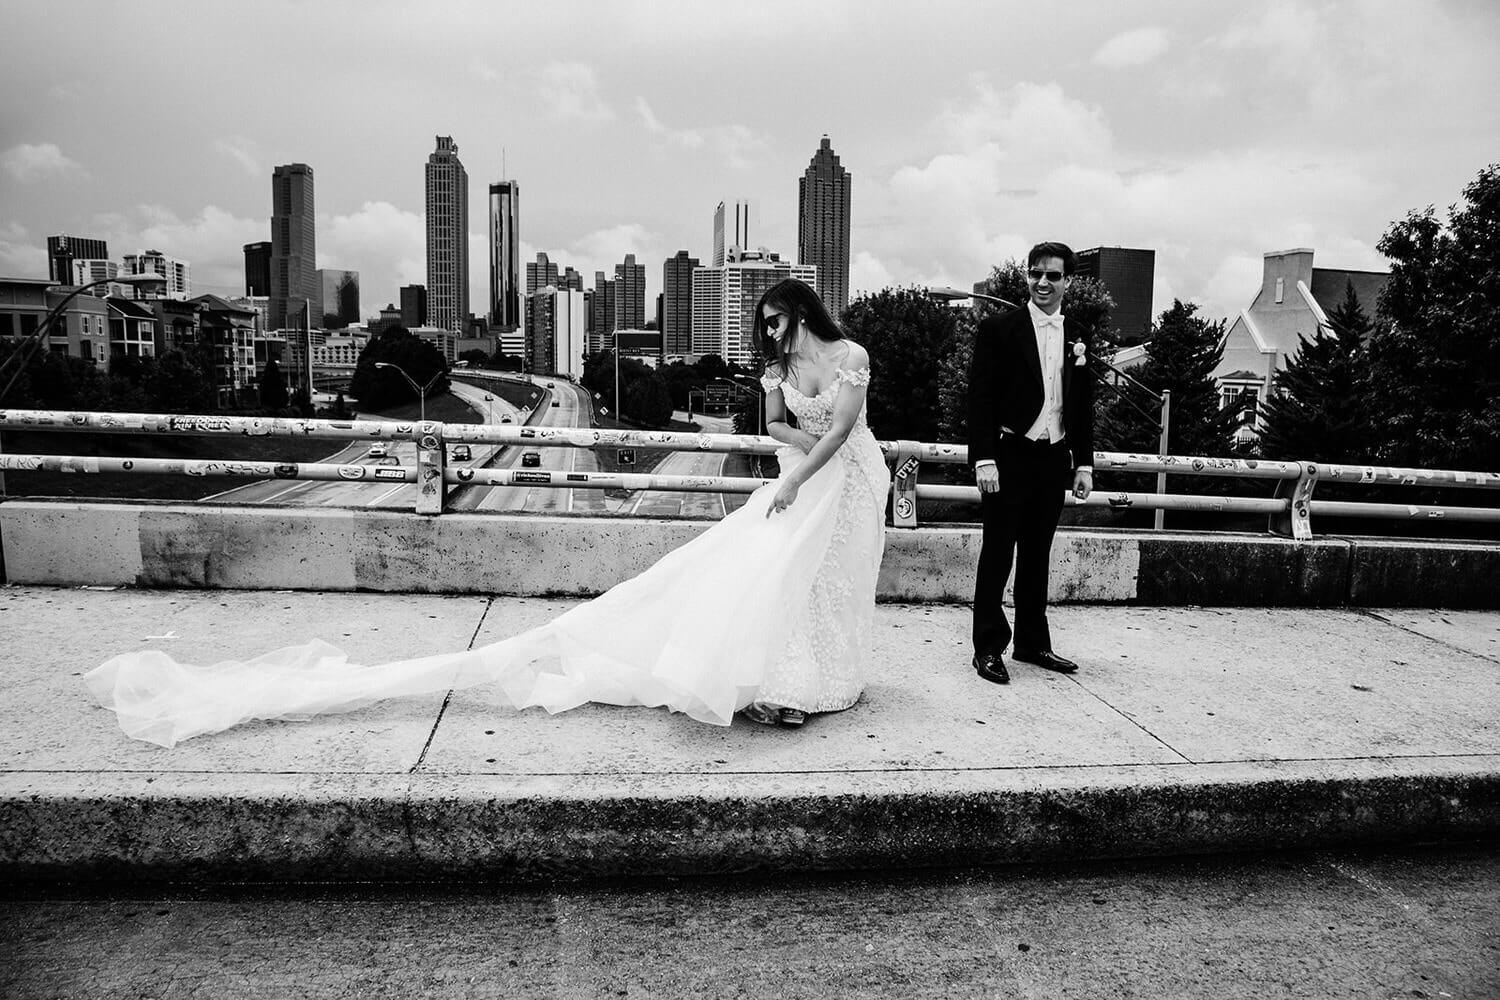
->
[973, 435, 1072, 656]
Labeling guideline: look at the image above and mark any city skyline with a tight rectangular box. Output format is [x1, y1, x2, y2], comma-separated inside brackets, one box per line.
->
[2, 1, 1497, 326]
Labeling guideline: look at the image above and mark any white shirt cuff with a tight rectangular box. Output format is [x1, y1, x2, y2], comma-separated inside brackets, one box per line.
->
[1076, 465, 1093, 474]
[975, 459, 996, 470]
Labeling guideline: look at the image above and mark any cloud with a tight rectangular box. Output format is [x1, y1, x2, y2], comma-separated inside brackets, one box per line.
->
[538, 62, 615, 122]
[2, 143, 85, 183]
[320, 201, 426, 312]
[471, 59, 500, 84]
[80, 204, 262, 297]
[214, 136, 262, 177]
[634, 97, 765, 167]
[859, 76, 1394, 321]
[0, 222, 47, 279]
[1093, 27, 1171, 68]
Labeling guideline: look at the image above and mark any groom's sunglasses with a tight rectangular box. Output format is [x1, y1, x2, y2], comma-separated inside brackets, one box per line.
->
[1026, 268, 1066, 283]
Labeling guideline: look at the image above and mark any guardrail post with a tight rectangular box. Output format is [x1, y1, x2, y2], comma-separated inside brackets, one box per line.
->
[1269, 461, 1318, 540]
[890, 440, 922, 528]
[416, 421, 445, 515]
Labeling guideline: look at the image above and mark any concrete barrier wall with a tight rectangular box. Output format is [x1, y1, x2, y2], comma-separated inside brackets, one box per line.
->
[1, 500, 1496, 607]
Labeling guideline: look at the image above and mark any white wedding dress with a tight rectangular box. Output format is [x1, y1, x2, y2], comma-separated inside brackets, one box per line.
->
[85, 366, 891, 747]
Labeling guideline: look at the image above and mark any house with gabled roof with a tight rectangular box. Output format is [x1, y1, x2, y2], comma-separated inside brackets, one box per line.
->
[1216, 248, 1387, 442]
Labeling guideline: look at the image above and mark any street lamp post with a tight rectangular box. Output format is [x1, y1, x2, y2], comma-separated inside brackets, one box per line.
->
[927, 285, 1172, 528]
[374, 361, 444, 425]
[611, 330, 621, 425]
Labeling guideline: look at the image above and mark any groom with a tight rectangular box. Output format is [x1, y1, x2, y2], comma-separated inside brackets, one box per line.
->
[967, 241, 1095, 685]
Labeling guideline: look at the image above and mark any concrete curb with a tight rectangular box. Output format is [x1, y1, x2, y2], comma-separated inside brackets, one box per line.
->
[4, 758, 1496, 883]
[3, 501, 1498, 607]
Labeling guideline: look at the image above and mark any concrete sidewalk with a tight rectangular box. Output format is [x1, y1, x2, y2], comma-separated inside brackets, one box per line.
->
[2, 585, 1497, 883]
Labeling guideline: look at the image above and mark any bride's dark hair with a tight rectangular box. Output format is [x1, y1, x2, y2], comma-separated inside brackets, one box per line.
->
[752, 278, 845, 382]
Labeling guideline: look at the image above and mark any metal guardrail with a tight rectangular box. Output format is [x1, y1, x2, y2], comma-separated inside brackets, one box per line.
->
[2, 408, 1498, 537]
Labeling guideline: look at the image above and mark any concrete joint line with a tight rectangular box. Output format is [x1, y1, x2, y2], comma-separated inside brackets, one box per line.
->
[1353, 608, 1500, 665]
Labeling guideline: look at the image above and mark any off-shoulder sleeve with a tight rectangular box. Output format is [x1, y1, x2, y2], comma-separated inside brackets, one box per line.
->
[759, 372, 782, 393]
[832, 366, 871, 389]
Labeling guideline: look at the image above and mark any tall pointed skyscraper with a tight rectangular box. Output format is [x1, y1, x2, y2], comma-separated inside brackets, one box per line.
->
[426, 136, 469, 333]
[798, 135, 851, 316]
[270, 163, 316, 329]
[614, 253, 646, 330]
[488, 180, 520, 331]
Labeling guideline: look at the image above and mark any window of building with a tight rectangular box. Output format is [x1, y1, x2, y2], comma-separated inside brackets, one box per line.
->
[1274, 277, 1284, 304]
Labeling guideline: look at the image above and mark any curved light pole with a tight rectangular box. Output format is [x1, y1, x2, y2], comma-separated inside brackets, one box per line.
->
[374, 361, 444, 425]
[0, 273, 167, 401]
[926, 284, 1172, 528]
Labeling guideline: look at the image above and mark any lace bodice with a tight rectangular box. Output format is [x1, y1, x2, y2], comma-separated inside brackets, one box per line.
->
[760, 366, 872, 435]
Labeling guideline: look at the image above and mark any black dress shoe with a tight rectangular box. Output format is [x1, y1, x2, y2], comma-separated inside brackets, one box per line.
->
[1012, 648, 1079, 674]
[973, 652, 1010, 685]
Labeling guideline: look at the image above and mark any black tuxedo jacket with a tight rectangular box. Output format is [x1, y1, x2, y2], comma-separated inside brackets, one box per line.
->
[966, 306, 1096, 471]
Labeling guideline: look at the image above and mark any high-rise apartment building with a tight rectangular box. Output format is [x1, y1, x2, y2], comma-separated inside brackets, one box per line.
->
[798, 135, 851, 317]
[712, 201, 753, 267]
[399, 284, 427, 328]
[122, 249, 192, 299]
[69, 259, 120, 297]
[526, 286, 586, 378]
[614, 253, 646, 331]
[271, 163, 316, 329]
[488, 180, 520, 330]
[425, 136, 469, 333]
[243, 241, 271, 296]
[560, 266, 583, 291]
[319, 269, 360, 326]
[691, 248, 817, 366]
[662, 250, 699, 356]
[1074, 246, 1156, 344]
[47, 235, 108, 284]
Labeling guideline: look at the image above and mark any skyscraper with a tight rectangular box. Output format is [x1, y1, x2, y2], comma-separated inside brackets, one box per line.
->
[243, 241, 271, 296]
[614, 253, 646, 330]
[47, 235, 108, 284]
[591, 271, 616, 354]
[399, 284, 427, 328]
[271, 163, 316, 330]
[1074, 246, 1156, 345]
[712, 201, 753, 267]
[798, 135, 851, 317]
[526, 252, 560, 296]
[662, 250, 699, 357]
[319, 269, 360, 326]
[425, 136, 469, 333]
[488, 180, 520, 330]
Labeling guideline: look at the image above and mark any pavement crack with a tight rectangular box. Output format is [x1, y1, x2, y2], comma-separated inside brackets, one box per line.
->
[1353, 609, 1500, 664]
[1068, 677, 1196, 765]
[409, 597, 497, 775]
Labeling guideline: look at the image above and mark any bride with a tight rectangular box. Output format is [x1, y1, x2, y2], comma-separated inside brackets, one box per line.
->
[85, 278, 891, 746]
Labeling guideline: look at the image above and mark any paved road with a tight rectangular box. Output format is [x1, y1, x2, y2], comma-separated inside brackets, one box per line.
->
[201, 381, 514, 511]
[4, 845, 1495, 999]
[626, 412, 737, 519]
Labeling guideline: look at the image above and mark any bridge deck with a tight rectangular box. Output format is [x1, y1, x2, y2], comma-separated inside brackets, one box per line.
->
[3, 586, 1497, 882]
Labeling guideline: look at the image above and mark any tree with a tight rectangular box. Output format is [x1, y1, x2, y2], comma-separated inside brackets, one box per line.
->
[258, 358, 289, 410]
[458, 348, 489, 367]
[838, 286, 959, 442]
[1096, 299, 1238, 457]
[1366, 162, 1500, 471]
[147, 348, 215, 413]
[624, 372, 673, 426]
[936, 261, 1115, 447]
[350, 325, 449, 411]
[1257, 281, 1374, 462]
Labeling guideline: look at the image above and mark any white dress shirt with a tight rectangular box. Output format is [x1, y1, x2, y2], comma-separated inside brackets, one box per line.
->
[975, 302, 1092, 475]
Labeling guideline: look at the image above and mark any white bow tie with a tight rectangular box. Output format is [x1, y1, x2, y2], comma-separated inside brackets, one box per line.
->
[1037, 315, 1063, 329]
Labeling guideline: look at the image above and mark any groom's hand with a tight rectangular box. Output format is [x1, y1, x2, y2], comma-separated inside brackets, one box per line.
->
[1072, 468, 1093, 500]
[975, 464, 1000, 493]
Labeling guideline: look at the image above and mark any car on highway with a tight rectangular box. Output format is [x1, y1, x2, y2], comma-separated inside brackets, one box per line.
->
[500, 414, 513, 423]
[368, 443, 388, 458]
[551, 399, 560, 407]
[451, 444, 472, 461]
[521, 451, 541, 467]
[546, 381, 555, 388]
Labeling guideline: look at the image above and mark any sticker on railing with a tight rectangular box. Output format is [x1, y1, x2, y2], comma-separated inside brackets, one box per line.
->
[338, 466, 367, 480]
[513, 471, 550, 484]
[374, 468, 404, 481]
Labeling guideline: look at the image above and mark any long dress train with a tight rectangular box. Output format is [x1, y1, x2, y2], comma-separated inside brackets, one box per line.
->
[84, 366, 891, 747]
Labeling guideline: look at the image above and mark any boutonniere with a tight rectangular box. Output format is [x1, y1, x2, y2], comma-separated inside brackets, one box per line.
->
[1069, 340, 1087, 367]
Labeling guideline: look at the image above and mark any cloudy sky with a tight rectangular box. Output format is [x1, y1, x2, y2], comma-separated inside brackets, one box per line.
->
[2, 0, 1496, 324]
